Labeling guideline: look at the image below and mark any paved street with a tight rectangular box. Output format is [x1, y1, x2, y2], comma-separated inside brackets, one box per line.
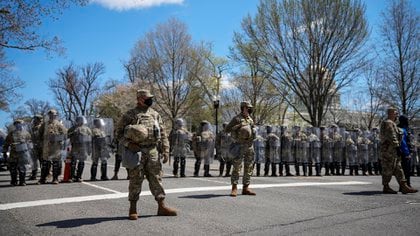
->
[1, 156, 419, 236]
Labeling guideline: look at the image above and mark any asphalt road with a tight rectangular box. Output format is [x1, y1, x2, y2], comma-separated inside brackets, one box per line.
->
[0, 156, 419, 236]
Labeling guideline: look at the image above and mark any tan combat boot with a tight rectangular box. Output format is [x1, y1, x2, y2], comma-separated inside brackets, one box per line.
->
[242, 185, 256, 196]
[157, 199, 177, 216]
[230, 184, 238, 197]
[383, 184, 397, 194]
[129, 201, 138, 220]
[399, 181, 418, 194]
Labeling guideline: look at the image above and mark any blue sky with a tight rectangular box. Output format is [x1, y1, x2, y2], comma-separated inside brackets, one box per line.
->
[1, 0, 418, 129]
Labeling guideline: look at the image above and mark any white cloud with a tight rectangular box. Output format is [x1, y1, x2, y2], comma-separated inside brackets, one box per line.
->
[90, 0, 184, 11]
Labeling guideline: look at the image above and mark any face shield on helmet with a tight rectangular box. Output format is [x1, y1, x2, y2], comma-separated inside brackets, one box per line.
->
[75, 116, 87, 126]
[175, 118, 185, 129]
[93, 118, 105, 129]
[201, 121, 211, 132]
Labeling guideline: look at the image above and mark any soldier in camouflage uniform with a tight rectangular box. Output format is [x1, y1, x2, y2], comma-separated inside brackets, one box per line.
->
[91, 118, 111, 181]
[380, 107, 417, 194]
[29, 115, 43, 180]
[216, 123, 233, 177]
[292, 126, 308, 176]
[68, 116, 92, 182]
[3, 120, 32, 186]
[281, 126, 294, 176]
[368, 127, 381, 175]
[115, 89, 176, 220]
[265, 125, 281, 177]
[331, 125, 345, 175]
[225, 101, 256, 197]
[38, 109, 67, 184]
[169, 118, 191, 178]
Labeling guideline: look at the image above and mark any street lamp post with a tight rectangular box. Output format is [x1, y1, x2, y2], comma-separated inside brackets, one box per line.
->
[213, 97, 220, 159]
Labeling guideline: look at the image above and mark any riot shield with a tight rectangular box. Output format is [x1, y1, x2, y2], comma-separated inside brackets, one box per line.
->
[321, 127, 332, 163]
[267, 133, 281, 164]
[253, 135, 265, 164]
[281, 128, 294, 163]
[309, 127, 321, 163]
[346, 131, 357, 165]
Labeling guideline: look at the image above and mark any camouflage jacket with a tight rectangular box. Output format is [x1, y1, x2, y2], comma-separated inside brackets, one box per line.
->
[225, 113, 254, 145]
[3, 129, 32, 158]
[380, 119, 401, 156]
[115, 106, 169, 155]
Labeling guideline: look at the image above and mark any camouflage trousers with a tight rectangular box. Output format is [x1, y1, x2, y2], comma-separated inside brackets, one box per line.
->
[231, 144, 254, 186]
[128, 146, 166, 202]
[381, 155, 406, 185]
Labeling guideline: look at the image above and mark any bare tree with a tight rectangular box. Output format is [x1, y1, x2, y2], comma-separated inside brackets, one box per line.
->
[0, 0, 87, 53]
[230, 32, 283, 125]
[240, 0, 369, 127]
[0, 48, 24, 111]
[127, 18, 214, 127]
[376, 0, 419, 118]
[48, 62, 105, 120]
[24, 99, 52, 117]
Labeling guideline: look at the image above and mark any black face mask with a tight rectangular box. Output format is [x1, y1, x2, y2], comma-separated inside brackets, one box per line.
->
[247, 108, 253, 114]
[144, 98, 153, 107]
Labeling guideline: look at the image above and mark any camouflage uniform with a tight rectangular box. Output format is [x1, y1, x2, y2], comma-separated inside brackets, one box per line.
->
[331, 126, 345, 175]
[321, 127, 333, 176]
[169, 119, 191, 177]
[281, 127, 294, 176]
[3, 121, 32, 186]
[225, 101, 256, 195]
[215, 123, 233, 177]
[117, 89, 176, 219]
[379, 118, 406, 188]
[192, 121, 215, 177]
[38, 111, 67, 184]
[91, 121, 111, 181]
[265, 126, 281, 177]
[292, 127, 308, 176]
[29, 115, 43, 180]
[68, 119, 92, 182]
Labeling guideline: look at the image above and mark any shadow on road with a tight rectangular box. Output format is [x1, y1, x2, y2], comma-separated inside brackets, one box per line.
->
[342, 191, 384, 196]
[178, 194, 228, 199]
[36, 215, 156, 228]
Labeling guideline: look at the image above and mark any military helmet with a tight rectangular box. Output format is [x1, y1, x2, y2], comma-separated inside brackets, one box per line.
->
[266, 125, 273, 134]
[75, 116, 87, 125]
[240, 101, 253, 108]
[13, 119, 24, 125]
[93, 118, 105, 128]
[33, 114, 43, 120]
[136, 89, 154, 98]
[47, 109, 58, 115]
[175, 118, 185, 128]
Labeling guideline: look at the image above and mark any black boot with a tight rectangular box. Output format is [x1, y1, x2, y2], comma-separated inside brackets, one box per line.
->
[173, 156, 179, 177]
[341, 162, 347, 175]
[18, 166, 26, 186]
[180, 157, 186, 177]
[315, 163, 322, 176]
[295, 163, 300, 176]
[256, 163, 261, 176]
[9, 162, 18, 186]
[70, 159, 77, 181]
[354, 165, 359, 175]
[38, 160, 50, 184]
[204, 164, 212, 177]
[264, 161, 270, 176]
[271, 163, 278, 177]
[52, 161, 61, 184]
[279, 163, 284, 176]
[374, 162, 380, 175]
[194, 159, 201, 177]
[361, 163, 368, 176]
[417, 166, 420, 177]
[367, 162, 373, 175]
[330, 163, 335, 175]
[29, 169, 37, 180]
[285, 164, 293, 176]
[219, 159, 225, 177]
[90, 163, 98, 181]
[349, 166, 354, 175]
[75, 161, 85, 182]
[101, 162, 109, 180]
[308, 163, 313, 176]
[302, 163, 308, 176]
[112, 155, 122, 180]
[225, 163, 232, 177]
[324, 163, 330, 176]
[335, 162, 341, 175]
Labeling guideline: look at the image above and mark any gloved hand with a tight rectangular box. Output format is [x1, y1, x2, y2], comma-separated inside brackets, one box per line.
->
[127, 142, 141, 152]
[162, 153, 169, 164]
